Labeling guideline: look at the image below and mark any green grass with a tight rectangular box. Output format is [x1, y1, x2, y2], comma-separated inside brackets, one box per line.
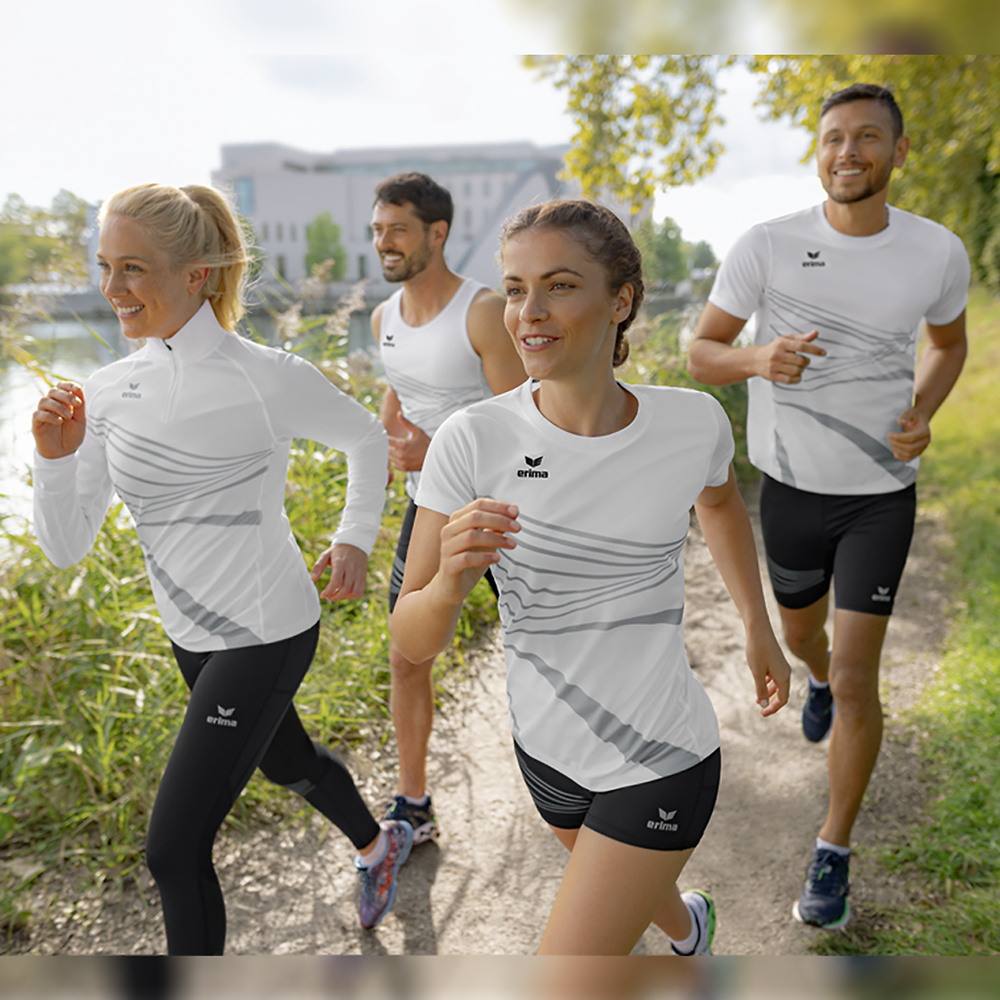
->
[811, 287, 1000, 956]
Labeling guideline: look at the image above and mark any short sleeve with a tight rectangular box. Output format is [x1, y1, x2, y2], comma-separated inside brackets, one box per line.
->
[707, 224, 771, 322]
[703, 393, 735, 488]
[414, 411, 478, 517]
[924, 230, 971, 327]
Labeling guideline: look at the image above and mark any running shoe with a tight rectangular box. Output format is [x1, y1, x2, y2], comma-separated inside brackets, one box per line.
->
[671, 889, 716, 956]
[356, 819, 413, 929]
[793, 846, 851, 929]
[380, 793, 440, 844]
[802, 679, 835, 742]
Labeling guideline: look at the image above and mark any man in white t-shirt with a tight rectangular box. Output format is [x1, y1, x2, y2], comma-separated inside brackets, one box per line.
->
[369, 172, 526, 843]
[688, 84, 969, 929]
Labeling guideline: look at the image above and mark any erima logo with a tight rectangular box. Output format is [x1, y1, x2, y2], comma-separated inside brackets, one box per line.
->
[647, 808, 679, 832]
[382, 334, 395, 347]
[872, 586, 892, 603]
[207, 705, 238, 727]
[517, 455, 549, 479]
[121, 381, 142, 399]
[802, 250, 826, 268]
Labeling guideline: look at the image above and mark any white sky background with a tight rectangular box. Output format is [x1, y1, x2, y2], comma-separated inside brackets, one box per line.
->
[1, 2, 822, 261]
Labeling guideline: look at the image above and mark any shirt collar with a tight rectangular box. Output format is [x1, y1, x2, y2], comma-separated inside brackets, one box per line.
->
[147, 300, 230, 363]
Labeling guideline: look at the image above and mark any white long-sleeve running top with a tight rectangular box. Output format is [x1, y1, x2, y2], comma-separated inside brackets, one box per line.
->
[33, 302, 388, 652]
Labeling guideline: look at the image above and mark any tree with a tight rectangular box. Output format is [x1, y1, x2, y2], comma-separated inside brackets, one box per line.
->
[0, 189, 90, 286]
[749, 55, 1000, 286]
[304, 212, 347, 280]
[525, 56, 735, 210]
[686, 240, 717, 271]
[634, 216, 688, 288]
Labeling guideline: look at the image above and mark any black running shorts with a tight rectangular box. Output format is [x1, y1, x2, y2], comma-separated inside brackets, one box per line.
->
[759, 473, 916, 616]
[513, 742, 721, 852]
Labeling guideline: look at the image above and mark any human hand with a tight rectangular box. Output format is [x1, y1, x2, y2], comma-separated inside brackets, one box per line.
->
[388, 414, 431, 472]
[435, 498, 519, 606]
[32, 382, 87, 459]
[887, 407, 930, 462]
[311, 543, 369, 601]
[745, 629, 791, 717]
[757, 331, 825, 384]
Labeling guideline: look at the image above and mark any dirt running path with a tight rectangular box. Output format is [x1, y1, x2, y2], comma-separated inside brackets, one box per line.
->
[13, 488, 950, 955]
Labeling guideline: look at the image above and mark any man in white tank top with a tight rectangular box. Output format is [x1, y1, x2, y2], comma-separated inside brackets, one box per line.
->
[369, 173, 526, 843]
[688, 85, 969, 931]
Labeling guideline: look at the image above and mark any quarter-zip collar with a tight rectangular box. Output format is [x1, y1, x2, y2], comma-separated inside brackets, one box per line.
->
[147, 300, 229, 365]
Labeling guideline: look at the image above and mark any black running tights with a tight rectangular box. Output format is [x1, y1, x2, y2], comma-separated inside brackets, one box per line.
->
[144, 621, 380, 955]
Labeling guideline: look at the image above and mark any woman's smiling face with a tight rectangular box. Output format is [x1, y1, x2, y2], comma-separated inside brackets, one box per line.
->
[501, 227, 633, 384]
[97, 213, 208, 340]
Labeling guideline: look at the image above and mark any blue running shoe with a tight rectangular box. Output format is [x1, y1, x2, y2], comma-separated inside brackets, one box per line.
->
[802, 679, 835, 742]
[380, 793, 440, 844]
[671, 889, 716, 955]
[793, 847, 850, 929]
[356, 820, 413, 929]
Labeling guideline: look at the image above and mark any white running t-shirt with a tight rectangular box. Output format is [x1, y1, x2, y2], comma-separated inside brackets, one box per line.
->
[709, 204, 969, 495]
[416, 381, 733, 792]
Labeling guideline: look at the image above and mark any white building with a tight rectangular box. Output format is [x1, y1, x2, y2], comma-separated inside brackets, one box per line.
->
[211, 140, 642, 291]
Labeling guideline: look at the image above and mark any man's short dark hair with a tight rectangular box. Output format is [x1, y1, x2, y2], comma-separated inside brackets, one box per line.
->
[373, 173, 454, 236]
[820, 84, 905, 142]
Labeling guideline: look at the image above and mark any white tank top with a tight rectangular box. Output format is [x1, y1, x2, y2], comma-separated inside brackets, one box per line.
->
[379, 277, 493, 497]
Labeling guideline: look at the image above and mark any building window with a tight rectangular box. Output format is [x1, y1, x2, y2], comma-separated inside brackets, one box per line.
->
[483, 179, 491, 197]
[262, 222, 270, 241]
[290, 223, 297, 242]
[234, 177, 255, 216]
[276, 222, 284, 242]
[358, 254, 367, 279]
[276, 255, 286, 280]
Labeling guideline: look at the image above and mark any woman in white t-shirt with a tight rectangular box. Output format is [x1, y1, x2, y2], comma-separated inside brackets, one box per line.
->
[390, 199, 790, 955]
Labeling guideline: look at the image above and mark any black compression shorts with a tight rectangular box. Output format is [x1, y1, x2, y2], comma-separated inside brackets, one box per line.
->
[759, 473, 916, 616]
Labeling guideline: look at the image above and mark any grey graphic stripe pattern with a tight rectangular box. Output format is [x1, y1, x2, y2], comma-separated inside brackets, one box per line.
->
[767, 287, 917, 390]
[495, 511, 686, 635]
[145, 551, 261, 647]
[506, 642, 701, 778]
[775, 402, 913, 483]
[516, 761, 591, 816]
[91, 417, 270, 524]
[387, 370, 487, 432]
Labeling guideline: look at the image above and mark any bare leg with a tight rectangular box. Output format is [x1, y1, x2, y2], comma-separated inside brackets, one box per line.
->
[778, 593, 831, 683]
[388, 639, 435, 799]
[821, 608, 889, 846]
[542, 824, 695, 955]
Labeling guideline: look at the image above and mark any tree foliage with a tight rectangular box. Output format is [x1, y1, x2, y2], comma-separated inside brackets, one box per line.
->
[633, 216, 688, 287]
[0, 189, 90, 286]
[526, 55, 735, 210]
[749, 55, 1000, 286]
[304, 211, 347, 280]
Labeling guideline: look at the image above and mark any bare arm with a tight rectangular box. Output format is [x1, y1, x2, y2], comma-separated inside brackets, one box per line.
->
[693, 466, 790, 717]
[688, 302, 826, 387]
[467, 289, 527, 395]
[887, 311, 968, 462]
[391, 498, 520, 664]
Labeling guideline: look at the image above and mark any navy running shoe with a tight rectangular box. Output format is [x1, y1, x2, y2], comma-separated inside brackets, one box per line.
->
[671, 889, 716, 956]
[380, 793, 440, 844]
[356, 820, 413, 929]
[793, 847, 850, 929]
[802, 680, 835, 742]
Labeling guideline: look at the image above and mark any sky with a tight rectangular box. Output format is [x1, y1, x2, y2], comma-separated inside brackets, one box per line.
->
[1, 3, 824, 261]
